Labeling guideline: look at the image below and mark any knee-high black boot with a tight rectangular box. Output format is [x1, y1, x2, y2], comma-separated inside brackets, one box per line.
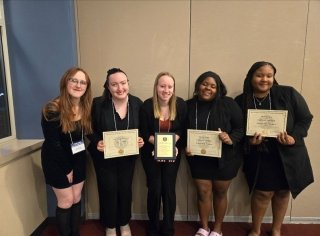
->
[56, 206, 72, 236]
[70, 201, 82, 236]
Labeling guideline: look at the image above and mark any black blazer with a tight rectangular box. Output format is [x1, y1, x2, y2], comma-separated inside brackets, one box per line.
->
[139, 97, 187, 157]
[87, 94, 142, 159]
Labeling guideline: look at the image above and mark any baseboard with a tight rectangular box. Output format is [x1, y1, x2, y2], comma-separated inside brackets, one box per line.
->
[86, 213, 320, 224]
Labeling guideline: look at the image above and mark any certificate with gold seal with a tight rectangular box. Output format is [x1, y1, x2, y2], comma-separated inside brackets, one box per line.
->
[187, 129, 222, 158]
[154, 132, 176, 160]
[103, 129, 139, 159]
[246, 109, 288, 137]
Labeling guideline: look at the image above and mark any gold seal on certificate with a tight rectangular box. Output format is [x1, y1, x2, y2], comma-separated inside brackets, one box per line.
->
[246, 109, 288, 137]
[154, 132, 176, 160]
[103, 129, 139, 159]
[187, 129, 222, 158]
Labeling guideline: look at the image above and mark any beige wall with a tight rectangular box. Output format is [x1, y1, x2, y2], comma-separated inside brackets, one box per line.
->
[0, 150, 47, 235]
[76, 0, 320, 221]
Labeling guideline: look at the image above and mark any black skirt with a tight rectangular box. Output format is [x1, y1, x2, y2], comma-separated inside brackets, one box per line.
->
[187, 155, 241, 181]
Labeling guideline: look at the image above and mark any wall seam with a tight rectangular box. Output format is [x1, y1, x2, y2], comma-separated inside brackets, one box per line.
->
[187, 0, 192, 220]
[300, 0, 310, 94]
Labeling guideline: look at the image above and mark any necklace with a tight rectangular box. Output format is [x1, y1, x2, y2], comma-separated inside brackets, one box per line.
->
[111, 99, 130, 130]
[195, 102, 211, 130]
[253, 93, 272, 109]
[253, 93, 269, 106]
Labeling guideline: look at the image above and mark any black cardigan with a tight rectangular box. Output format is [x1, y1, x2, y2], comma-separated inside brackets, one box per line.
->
[235, 85, 314, 198]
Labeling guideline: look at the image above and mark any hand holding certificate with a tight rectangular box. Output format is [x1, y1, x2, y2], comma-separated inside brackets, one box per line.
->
[103, 129, 139, 159]
[187, 129, 222, 158]
[246, 109, 288, 137]
[154, 132, 176, 160]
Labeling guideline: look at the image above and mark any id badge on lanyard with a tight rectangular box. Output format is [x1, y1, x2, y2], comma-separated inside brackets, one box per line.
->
[69, 127, 85, 155]
[71, 141, 85, 154]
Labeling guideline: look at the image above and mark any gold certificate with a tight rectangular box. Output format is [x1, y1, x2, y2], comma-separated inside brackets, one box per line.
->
[246, 109, 288, 137]
[103, 129, 139, 159]
[154, 132, 176, 160]
[187, 129, 222, 158]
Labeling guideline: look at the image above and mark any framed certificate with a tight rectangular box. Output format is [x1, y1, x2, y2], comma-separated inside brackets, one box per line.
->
[154, 132, 176, 160]
[187, 129, 222, 158]
[103, 129, 139, 159]
[246, 109, 288, 137]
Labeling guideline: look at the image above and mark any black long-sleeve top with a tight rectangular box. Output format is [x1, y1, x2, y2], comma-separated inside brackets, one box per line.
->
[186, 96, 244, 168]
[41, 112, 84, 177]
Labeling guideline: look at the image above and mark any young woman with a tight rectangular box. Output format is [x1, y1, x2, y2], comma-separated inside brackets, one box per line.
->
[186, 71, 243, 236]
[41, 67, 92, 236]
[87, 68, 144, 236]
[235, 61, 314, 236]
[140, 72, 187, 236]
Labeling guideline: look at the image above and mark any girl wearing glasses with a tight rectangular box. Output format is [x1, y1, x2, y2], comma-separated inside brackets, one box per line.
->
[41, 67, 92, 236]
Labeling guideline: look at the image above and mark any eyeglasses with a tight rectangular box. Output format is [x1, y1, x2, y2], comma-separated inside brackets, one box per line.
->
[69, 78, 87, 86]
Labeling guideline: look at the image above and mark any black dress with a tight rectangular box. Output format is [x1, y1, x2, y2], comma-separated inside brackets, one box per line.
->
[186, 97, 243, 181]
[243, 95, 288, 191]
[235, 85, 313, 197]
[41, 113, 86, 189]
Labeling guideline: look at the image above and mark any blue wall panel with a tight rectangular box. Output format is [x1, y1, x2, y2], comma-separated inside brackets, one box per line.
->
[4, 0, 77, 138]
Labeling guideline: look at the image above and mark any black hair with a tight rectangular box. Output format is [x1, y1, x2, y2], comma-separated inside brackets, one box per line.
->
[241, 61, 278, 153]
[243, 61, 278, 95]
[193, 71, 227, 99]
[102, 68, 127, 98]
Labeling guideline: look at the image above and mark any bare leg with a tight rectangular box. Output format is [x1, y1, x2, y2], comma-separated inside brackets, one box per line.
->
[249, 190, 274, 236]
[194, 179, 213, 232]
[71, 181, 84, 204]
[271, 190, 290, 236]
[53, 187, 74, 236]
[211, 180, 231, 234]
[53, 186, 74, 209]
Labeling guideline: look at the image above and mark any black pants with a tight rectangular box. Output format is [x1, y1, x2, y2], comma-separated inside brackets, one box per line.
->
[92, 155, 136, 228]
[141, 155, 181, 236]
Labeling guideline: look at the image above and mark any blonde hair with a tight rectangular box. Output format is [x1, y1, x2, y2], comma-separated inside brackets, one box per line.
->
[42, 67, 93, 134]
[152, 72, 177, 120]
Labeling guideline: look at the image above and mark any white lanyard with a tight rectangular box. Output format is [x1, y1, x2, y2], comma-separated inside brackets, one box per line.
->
[195, 102, 211, 130]
[68, 126, 85, 155]
[112, 100, 130, 130]
[68, 126, 83, 143]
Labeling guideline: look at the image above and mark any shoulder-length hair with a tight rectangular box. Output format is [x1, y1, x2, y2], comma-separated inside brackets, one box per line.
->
[193, 71, 227, 99]
[42, 67, 92, 134]
[152, 72, 177, 121]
